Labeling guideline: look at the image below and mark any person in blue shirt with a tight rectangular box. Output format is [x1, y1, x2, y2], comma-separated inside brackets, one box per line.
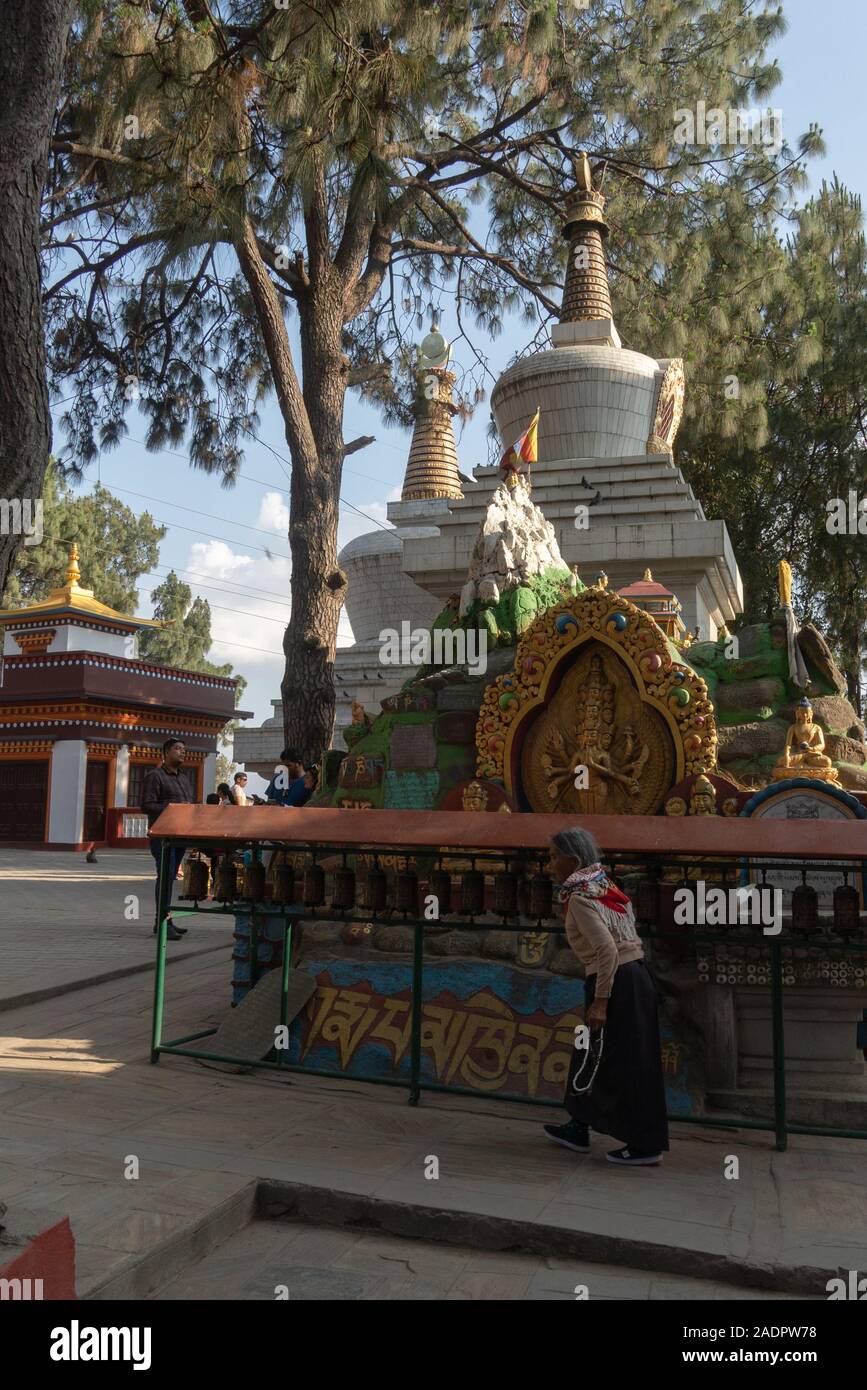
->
[266, 747, 312, 807]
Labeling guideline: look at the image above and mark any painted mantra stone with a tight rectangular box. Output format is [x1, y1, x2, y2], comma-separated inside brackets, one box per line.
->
[380, 688, 435, 714]
[436, 711, 478, 745]
[389, 722, 438, 771]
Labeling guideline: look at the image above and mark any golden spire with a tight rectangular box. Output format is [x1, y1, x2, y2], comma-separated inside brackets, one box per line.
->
[644, 568, 653, 582]
[558, 151, 613, 325]
[65, 541, 82, 588]
[401, 322, 463, 502]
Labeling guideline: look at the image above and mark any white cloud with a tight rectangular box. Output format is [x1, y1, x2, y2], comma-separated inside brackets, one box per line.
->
[256, 490, 290, 534]
[188, 539, 257, 580]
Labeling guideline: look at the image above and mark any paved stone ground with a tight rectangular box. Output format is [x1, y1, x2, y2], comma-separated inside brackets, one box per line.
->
[1, 945, 865, 1300]
[154, 1219, 811, 1301]
[0, 847, 232, 1009]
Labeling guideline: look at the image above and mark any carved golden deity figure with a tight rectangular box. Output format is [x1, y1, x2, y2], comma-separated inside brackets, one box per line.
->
[773, 698, 840, 785]
[540, 652, 650, 814]
[462, 780, 489, 811]
[689, 773, 718, 815]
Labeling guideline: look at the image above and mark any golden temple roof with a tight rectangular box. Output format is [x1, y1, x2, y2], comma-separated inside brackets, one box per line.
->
[401, 324, 464, 502]
[0, 543, 163, 629]
[558, 151, 613, 325]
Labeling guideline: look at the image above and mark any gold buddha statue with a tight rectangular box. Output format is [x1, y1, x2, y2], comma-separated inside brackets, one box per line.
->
[689, 773, 717, 816]
[773, 698, 840, 784]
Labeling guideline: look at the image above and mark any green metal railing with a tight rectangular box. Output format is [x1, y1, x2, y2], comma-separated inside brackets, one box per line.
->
[149, 838, 867, 1151]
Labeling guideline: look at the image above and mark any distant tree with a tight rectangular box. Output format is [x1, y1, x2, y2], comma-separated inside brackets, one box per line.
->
[45, 0, 821, 759]
[0, 0, 77, 596]
[2, 460, 164, 611]
[679, 179, 867, 713]
[138, 570, 247, 722]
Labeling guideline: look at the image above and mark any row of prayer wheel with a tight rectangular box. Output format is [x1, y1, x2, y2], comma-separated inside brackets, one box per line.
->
[182, 857, 863, 937]
[183, 855, 557, 920]
[635, 878, 862, 937]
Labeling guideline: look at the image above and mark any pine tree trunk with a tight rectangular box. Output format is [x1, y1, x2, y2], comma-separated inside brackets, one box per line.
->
[234, 213, 348, 765]
[0, 1, 76, 595]
[282, 273, 348, 764]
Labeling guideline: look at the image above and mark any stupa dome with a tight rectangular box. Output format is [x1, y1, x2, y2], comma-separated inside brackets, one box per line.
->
[491, 152, 683, 465]
[339, 526, 440, 643]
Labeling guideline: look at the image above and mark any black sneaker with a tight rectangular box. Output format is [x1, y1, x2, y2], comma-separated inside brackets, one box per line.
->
[606, 1147, 663, 1166]
[543, 1122, 590, 1153]
[153, 921, 185, 941]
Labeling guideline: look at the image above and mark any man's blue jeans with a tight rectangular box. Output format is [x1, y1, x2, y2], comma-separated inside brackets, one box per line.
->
[150, 840, 186, 928]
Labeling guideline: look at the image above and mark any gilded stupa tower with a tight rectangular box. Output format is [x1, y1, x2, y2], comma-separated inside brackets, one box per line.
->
[401, 324, 463, 501]
[554, 151, 618, 346]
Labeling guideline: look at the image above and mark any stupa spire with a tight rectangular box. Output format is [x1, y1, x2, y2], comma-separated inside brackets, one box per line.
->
[65, 541, 82, 588]
[552, 152, 621, 350]
[400, 322, 463, 501]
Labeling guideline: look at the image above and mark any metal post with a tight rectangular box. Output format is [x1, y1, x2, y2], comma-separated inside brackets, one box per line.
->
[409, 919, 424, 1106]
[150, 839, 169, 1063]
[278, 916, 291, 1067]
[770, 938, 787, 1151]
[249, 907, 259, 992]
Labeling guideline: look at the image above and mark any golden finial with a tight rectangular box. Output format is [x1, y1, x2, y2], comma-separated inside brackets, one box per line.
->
[574, 150, 593, 192]
[65, 542, 81, 587]
[644, 568, 653, 582]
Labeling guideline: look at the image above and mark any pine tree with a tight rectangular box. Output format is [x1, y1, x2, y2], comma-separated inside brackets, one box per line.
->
[1, 461, 165, 612]
[678, 179, 867, 713]
[44, 0, 822, 758]
[0, 0, 78, 595]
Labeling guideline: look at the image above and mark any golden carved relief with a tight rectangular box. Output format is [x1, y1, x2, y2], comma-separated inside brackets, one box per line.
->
[475, 584, 717, 811]
[646, 359, 685, 455]
[521, 645, 675, 815]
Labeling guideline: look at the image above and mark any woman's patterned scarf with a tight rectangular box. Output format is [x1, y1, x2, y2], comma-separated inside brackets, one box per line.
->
[557, 862, 638, 940]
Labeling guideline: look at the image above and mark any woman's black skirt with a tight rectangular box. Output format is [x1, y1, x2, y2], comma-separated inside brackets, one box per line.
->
[565, 959, 669, 1153]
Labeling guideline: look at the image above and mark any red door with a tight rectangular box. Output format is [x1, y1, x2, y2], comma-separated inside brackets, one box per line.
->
[0, 760, 49, 841]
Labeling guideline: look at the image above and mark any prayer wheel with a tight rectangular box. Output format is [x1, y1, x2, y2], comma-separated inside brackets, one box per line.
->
[635, 877, 659, 925]
[215, 855, 237, 903]
[303, 864, 326, 907]
[273, 864, 296, 906]
[186, 858, 210, 902]
[791, 882, 819, 935]
[331, 867, 356, 911]
[244, 861, 266, 902]
[493, 869, 519, 917]
[833, 883, 860, 938]
[516, 873, 530, 917]
[363, 865, 388, 912]
[394, 869, 419, 914]
[461, 870, 485, 917]
[429, 869, 452, 916]
[528, 874, 553, 920]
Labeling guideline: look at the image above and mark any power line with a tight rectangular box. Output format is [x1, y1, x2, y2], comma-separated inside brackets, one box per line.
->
[100, 482, 291, 543]
[146, 564, 292, 606]
[136, 583, 288, 625]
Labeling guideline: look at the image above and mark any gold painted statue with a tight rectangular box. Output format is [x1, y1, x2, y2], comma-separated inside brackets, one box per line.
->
[773, 698, 840, 784]
[689, 773, 717, 816]
[462, 780, 489, 812]
[541, 653, 649, 813]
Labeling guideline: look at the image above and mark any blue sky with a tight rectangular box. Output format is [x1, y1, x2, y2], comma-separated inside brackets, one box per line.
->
[51, 0, 867, 748]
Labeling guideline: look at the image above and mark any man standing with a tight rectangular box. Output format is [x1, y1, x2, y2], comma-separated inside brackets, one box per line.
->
[265, 748, 312, 808]
[142, 738, 194, 942]
[231, 771, 250, 805]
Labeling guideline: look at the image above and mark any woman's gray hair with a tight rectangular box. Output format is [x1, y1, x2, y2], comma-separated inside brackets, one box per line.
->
[551, 826, 601, 868]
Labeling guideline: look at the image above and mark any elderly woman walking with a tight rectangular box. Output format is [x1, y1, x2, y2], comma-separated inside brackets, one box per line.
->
[543, 827, 669, 1166]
